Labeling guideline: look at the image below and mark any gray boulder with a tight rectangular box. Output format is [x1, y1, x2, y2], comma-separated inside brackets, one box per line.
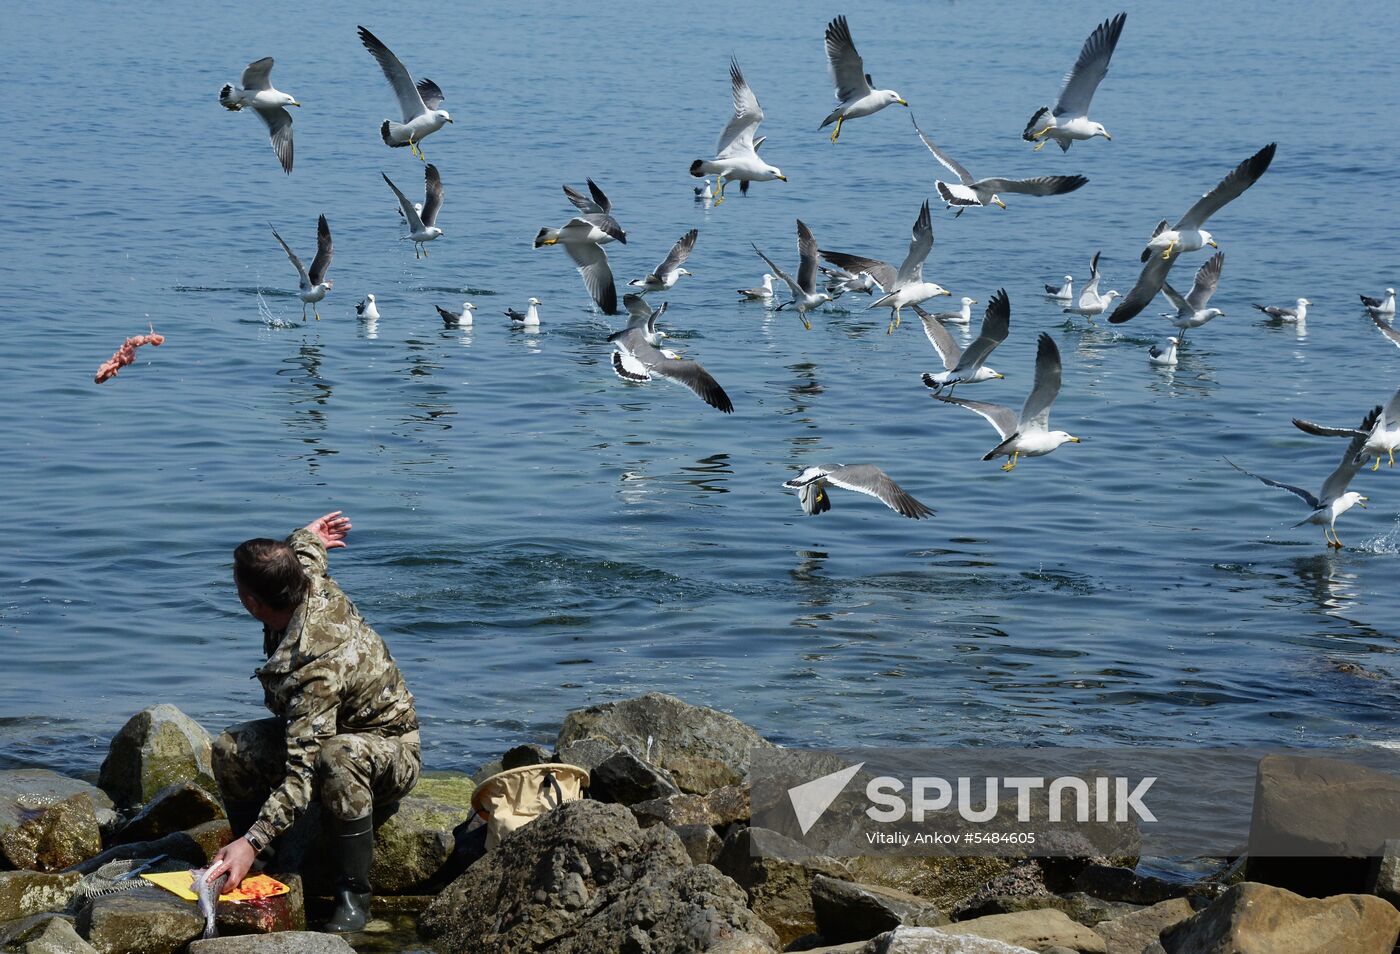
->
[555, 738, 621, 774]
[588, 749, 681, 806]
[1, 914, 97, 954]
[420, 799, 777, 953]
[1367, 837, 1399, 907]
[714, 826, 852, 947]
[1160, 881, 1400, 954]
[673, 824, 724, 866]
[0, 790, 100, 873]
[0, 871, 82, 921]
[631, 785, 750, 831]
[1093, 898, 1196, 954]
[865, 927, 1039, 952]
[97, 706, 215, 810]
[940, 910, 1106, 953]
[188, 935, 356, 954]
[556, 693, 776, 794]
[75, 887, 203, 954]
[110, 782, 224, 846]
[812, 875, 947, 943]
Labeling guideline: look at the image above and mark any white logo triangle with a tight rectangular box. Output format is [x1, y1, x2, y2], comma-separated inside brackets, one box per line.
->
[787, 761, 864, 835]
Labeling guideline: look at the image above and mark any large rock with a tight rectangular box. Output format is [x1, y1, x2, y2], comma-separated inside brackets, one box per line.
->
[111, 782, 224, 845]
[1159, 881, 1400, 954]
[71, 820, 231, 875]
[1367, 837, 1399, 907]
[632, 786, 750, 831]
[188, 935, 356, 954]
[420, 799, 776, 952]
[812, 875, 947, 943]
[941, 910, 1105, 953]
[75, 887, 203, 954]
[954, 895, 1138, 930]
[865, 927, 1039, 952]
[3, 914, 97, 954]
[1245, 754, 1400, 896]
[674, 824, 724, 866]
[715, 826, 851, 947]
[588, 749, 680, 806]
[1093, 898, 1196, 954]
[556, 693, 776, 794]
[555, 738, 622, 774]
[0, 870, 82, 921]
[97, 706, 216, 810]
[0, 793, 100, 873]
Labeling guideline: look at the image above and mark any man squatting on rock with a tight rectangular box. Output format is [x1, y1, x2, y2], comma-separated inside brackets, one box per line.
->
[209, 511, 420, 933]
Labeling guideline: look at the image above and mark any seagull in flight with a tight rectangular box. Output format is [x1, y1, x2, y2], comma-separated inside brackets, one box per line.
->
[1161, 252, 1225, 343]
[269, 214, 332, 320]
[1023, 13, 1126, 152]
[936, 333, 1080, 472]
[535, 179, 627, 315]
[1110, 143, 1276, 323]
[690, 58, 786, 205]
[913, 116, 1086, 214]
[784, 464, 933, 519]
[1228, 406, 1380, 548]
[818, 15, 908, 143]
[218, 57, 298, 174]
[629, 229, 698, 295]
[816, 202, 949, 334]
[752, 220, 833, 330]
[383, 164, 444, 258]
[358, 25, 452, 160]
[1062, 251, 1119, 320]
[609, 295, 733, 413]
[917, 289, 1010, 394]
[1294, 388, 1400, 471]
[1370, 311, 1400, 351]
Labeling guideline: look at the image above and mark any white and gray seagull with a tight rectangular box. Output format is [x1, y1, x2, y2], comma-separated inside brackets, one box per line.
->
[355, 293, 379, 320]
[1294, 388, 1400, 471]
[1228, 406, 1380, 548]
[1023, 13, 1126, 152]
[753, 220, 833, 330]
[690, 58, 786, 205]
[820, 263, 882, 298]
[1161, 251, 1225, 342]
[913, 116, 1087, 214]
[609, 295, 733, 413]
[1361, 288, 1396, 317]
[923, 296, 979, 326]
[505, 298, 542, 328]
[1147, 338, 1180, 367]
[436, 302, 475, 326]
[816, 201, 950, 334]
[738, 274, 777, 302]
[783, 464, 933, 519]
[936, 333, 1080, 472]
[358, 25, 452, 161]
[629, 229, 698, 295]
[1110, 143, 1276, 323]
[1253, 297, 1311, 323]
[535, 179, 627, 316]
[818, 15, 908, 143]
[916, 288, 1009, 393]
[1045, 276, 1074, 302]
[1370, 311, 1400, 350]
[383, 164, 444, 259]
[218, 57, 298, 174]
[1063, 251, 1120, 319]
[269, 214, 332, 320]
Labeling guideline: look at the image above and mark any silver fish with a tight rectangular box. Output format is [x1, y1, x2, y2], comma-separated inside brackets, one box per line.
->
[192, 866, 230, 940]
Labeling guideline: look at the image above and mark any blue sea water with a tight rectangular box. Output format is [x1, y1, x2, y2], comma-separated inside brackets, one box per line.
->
[2, 0, 1398, 781]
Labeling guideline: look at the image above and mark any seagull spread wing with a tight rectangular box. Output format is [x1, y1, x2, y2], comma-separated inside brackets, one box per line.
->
[358, 25, 428, 122]
[1176, 143, 1277, 230]
[1055, 12, 1126, 118]
[824, 15, 873, 103]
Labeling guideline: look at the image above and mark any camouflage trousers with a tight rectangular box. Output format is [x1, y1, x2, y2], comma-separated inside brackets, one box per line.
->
[212, 718, 421, 825]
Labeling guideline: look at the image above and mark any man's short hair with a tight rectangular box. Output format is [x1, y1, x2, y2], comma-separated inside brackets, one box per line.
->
[233, 539, 309, 611]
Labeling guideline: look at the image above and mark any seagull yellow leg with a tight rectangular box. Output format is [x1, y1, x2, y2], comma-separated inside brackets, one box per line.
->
[1389, 447, 1395, 468]
[313, 304, 321, 321]
[1161, 239, 1177, 261]
[1374, 455, 1382, 472]
[714, 177, 726, 206]
[1033, 137, 1050, 152]
[801, 311, 811, 331]
[1001, 452, 1020, 473]
[831, 115, 844, 144]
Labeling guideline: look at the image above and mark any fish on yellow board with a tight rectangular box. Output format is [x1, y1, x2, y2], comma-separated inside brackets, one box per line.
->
[141, 869, 289, 902]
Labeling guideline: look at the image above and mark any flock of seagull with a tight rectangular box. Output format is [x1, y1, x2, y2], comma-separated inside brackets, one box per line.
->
[213, 14, 1399, 545]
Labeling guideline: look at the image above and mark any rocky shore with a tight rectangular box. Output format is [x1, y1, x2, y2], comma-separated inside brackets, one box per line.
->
[2, 694, 1397, 953]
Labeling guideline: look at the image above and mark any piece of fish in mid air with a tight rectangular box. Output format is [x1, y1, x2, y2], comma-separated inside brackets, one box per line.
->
[192, 865, 231, 939]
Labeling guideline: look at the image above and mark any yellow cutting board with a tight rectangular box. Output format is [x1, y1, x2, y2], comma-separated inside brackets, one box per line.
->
[141, 870, 290, 902]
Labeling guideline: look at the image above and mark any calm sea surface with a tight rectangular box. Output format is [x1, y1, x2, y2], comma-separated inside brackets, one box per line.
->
[3, 0, 1398, 782]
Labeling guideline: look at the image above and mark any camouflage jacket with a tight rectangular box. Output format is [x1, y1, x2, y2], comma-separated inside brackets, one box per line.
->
[245, 529, 418, 852]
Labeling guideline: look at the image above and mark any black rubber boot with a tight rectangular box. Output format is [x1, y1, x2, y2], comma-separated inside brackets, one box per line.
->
[323, 814, 373, 933]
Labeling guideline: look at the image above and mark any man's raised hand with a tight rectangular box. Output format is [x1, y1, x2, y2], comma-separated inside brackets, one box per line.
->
[304, 511, 352, 550]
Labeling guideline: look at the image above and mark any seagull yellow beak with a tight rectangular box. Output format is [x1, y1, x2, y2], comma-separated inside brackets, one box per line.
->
[1206, 239, 1218, 248]
[290, 101, 301, 107]
[994, 372, 1005, 379]
[1103, 131, 1111, 140]
[940, 289, 952, 296]
[446, 117, 455, 123]
[1069, 436, 1082, 443]
[897, 98, 908, 107]
[993, 197, 1007, 209]
[776, 174, 788, 182]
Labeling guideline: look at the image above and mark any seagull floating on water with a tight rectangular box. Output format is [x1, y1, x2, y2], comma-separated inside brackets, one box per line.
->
[784, 464, 933, 519]
[1110, 143, 1276, 323]
[1023, 13, 1126, 152]
[936, 333, 1080, 472]
[383, 164, 444, 258]
[355, 294, 379, 320]
[917, 289, 1009, 394]
[505, 298, 542, 328]
[535, 180, 626, 315]
[610, 295, 733, 413]
[1063, 251, 1119, 319]
[738, 274, 776, 302]
[629, 229, 698, 295]
[1253, 298, 1310, 323]
[913, 116, 1087, 214]
[218, 57, 297, 174]
[358, 26, 452, 160]
[269, 214, 332, 320]
[1045, 276, 1074, 302]
[1294, 387, 1400, 471]
[690, 58, 786, 204]
[925, 296, 978, 326]
[1161, 252, 1224, 343]
[818, 15, 908, 143]
[694, 180, 713, 201]
[1228, 406, 1379, 548]
[1148, 337, 1179, 367]
[753, 220, 833, 330]
[436, 302, 475, 326]
[1360, 288, 1395, 316]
